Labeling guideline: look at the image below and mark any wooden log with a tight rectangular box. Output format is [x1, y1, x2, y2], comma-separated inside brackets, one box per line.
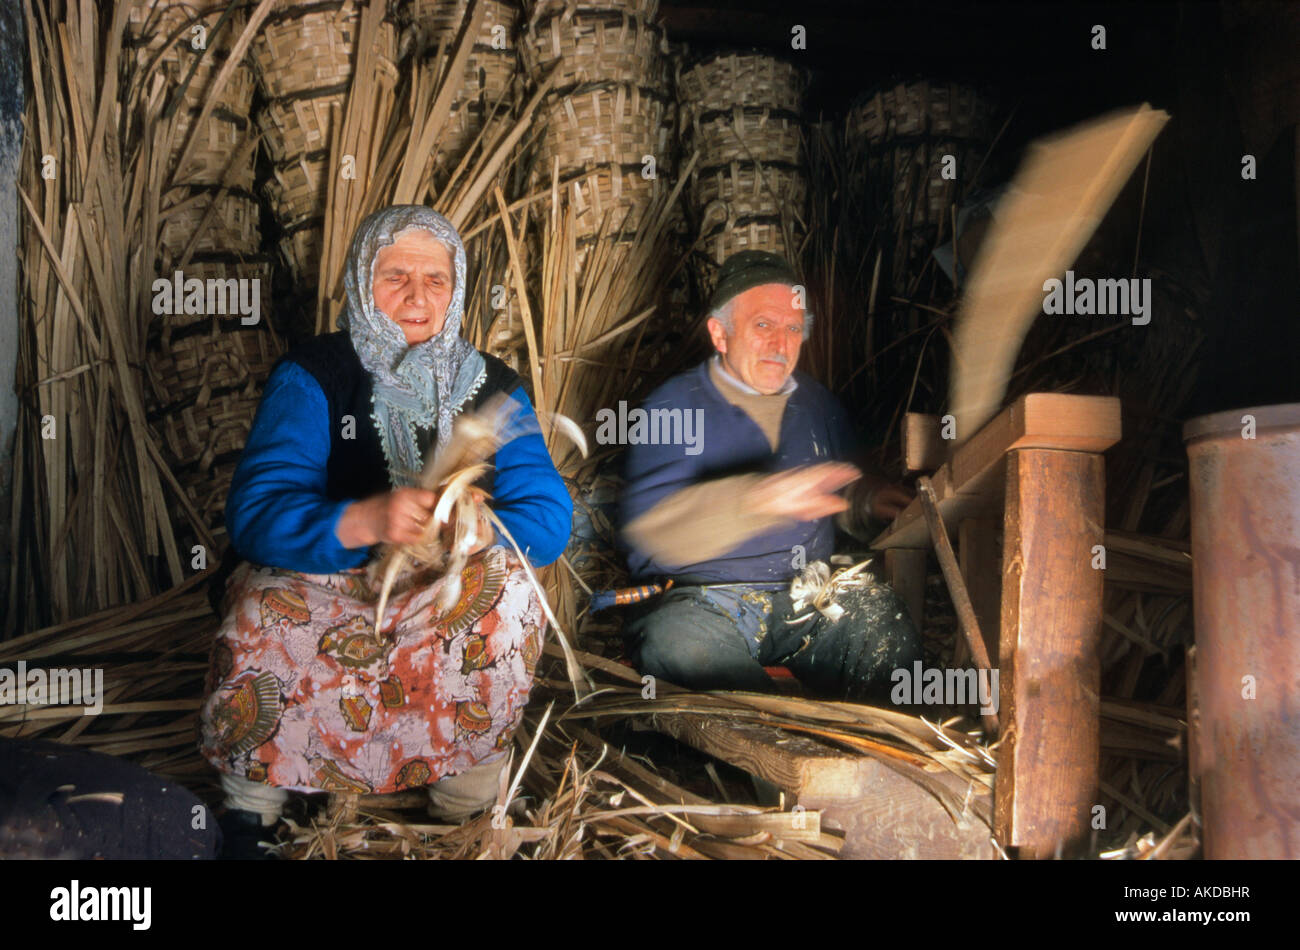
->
[884, 548, 927, 630]
[995, 448, 1105, 859]
[652, 713, 995, 859]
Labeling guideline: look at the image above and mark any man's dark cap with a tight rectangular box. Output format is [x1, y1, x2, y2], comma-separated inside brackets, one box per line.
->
[708, 251, 798, 314]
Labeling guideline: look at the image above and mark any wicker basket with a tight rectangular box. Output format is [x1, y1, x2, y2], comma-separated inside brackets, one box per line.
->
[678, 51, 808, 114]
[263, 155, 330, 234]
[699, 214, 796, 267]
[528, 0, 660, 22]
[147, 257, 275, 337]
[564, 162, 664, 237]
[250, 2, 396, 101]
[845, 80, 997, 240]
[690, 161, 807, 223]
[159, 190, 262, 259]
[257, 92, 344, 166]
[166, 110, 257, 190]
[277, 226, 325, 290]
[522, 8, 669, 88]
[536, 82, 674, 171]
[685, 107, 804, 167]
[126, 0, 256, 114]
[408, 0, 520, 48]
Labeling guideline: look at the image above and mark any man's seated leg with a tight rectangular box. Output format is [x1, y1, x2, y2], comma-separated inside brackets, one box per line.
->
[624, 588, 775, 693]
[776, 584, 923, 703]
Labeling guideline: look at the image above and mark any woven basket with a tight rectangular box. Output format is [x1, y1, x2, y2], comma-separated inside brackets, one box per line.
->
[564, 163, 664, 237]
[699, 214, 796, 267]
[845, 80, 996, 238]
[126, 0, 255, 114]
[678, 51, 808, 114]
[166, 110, 257, 190]
[522, 8, 669, 88]
[686, 107, 804, 167]
[159, 190, 262, 259]
[277, 226, 325, 289]
[536, 82, 674, 171]
[251, 2, 397, 100]
[408, 0, 520, 48]
[257, 92, 344, 166]
[690, 161, 807, 223]
[147, 257, 275, 338]
[263, 155, 330, 233]
[529, 0, 660, 22]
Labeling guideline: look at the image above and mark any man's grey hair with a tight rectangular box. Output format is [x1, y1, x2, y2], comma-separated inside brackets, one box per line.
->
[709, 294, 814, 341]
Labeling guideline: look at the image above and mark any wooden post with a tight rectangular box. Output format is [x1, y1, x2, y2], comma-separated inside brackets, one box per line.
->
[884, 548, 927, 631]
[996, 448, 1105, 859]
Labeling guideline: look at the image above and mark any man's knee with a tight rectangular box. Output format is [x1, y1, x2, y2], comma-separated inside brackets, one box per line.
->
[626, 597, 758, 689]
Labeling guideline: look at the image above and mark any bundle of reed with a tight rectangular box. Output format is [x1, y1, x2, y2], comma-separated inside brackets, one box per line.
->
[123, 0, 285, 551]
[7, 0, 279, 633]
[497, 155, 698, 635]
[0, 572, 219, 798]
[676, 50, 810, 302]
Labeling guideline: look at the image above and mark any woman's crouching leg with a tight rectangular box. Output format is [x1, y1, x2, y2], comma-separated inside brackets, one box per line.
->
[197, 549, 546, 800]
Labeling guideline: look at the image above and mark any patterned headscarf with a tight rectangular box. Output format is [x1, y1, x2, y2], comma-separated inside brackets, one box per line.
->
[338, 205, 487, 486]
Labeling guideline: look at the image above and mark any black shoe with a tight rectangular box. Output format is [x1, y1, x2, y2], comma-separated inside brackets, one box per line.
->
[217, 808, 279, 860]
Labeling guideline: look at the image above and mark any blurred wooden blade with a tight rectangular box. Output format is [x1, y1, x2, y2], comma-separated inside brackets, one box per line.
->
[950, 104, 1169, 442]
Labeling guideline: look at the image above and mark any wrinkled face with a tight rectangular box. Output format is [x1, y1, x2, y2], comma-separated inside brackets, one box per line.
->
[706, 283, 805, 394]
[371, 228, 455, 345]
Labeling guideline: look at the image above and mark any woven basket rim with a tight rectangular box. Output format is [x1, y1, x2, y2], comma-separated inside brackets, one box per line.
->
[677, 46, 808, 77]
[846, 76, 1001, 113]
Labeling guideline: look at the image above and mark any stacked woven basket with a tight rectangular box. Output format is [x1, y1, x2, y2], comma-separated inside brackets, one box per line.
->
[521, 0, 675, 262]
[845, 80, 997, 290]
[678, 51, 810, 298]
[126, 0, 282, 540]
[405, 0, 523, 193]
[250, 1, 399, 306]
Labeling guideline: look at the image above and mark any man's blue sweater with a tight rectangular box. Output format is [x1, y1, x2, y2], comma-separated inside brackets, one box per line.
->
[620, 360, 860, 583]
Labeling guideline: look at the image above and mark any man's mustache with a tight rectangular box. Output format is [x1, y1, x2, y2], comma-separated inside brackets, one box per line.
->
[759, 353, 789, 364]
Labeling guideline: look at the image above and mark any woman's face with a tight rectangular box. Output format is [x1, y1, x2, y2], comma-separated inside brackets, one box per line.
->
[371, 229, 455, 345]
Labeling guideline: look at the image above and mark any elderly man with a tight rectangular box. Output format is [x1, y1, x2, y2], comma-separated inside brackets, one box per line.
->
[619, 251, 921, 701]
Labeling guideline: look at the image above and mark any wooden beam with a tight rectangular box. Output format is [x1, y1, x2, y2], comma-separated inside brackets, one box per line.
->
[995, 448, 1105, 859]
[873, 393, 1120, 550]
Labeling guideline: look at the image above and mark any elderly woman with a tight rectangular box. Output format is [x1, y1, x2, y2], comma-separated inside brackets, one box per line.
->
[199, 206, 571, 855]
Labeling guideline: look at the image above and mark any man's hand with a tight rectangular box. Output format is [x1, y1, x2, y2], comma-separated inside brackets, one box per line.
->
[746, 462, 861, 522]
[336, 487, 438, 548]
[865, 479, 915, 521]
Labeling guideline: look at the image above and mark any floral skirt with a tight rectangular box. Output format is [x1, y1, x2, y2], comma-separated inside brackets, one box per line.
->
[198, 547, 544, 795]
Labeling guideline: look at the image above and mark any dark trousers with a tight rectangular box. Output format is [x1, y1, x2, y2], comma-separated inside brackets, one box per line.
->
[624, 582, 923, 704]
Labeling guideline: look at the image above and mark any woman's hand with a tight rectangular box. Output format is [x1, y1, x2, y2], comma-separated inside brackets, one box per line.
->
[336, 487, 437, 548]
[441, 487, 495, 556]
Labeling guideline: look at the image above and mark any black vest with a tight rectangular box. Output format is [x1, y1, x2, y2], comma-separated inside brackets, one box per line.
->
[280, 331, 523, 500]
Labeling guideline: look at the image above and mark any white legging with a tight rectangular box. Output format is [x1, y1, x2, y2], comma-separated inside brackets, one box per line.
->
[220, 755, 508, 825]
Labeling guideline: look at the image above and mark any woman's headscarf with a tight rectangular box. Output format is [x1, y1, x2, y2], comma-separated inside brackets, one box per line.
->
[338, 205, 487, 486]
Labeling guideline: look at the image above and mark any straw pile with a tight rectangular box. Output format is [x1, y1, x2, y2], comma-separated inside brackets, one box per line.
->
[125, 0, 284, 544]
[677, 51, 810, 299]
[250, 0, 399, 328]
